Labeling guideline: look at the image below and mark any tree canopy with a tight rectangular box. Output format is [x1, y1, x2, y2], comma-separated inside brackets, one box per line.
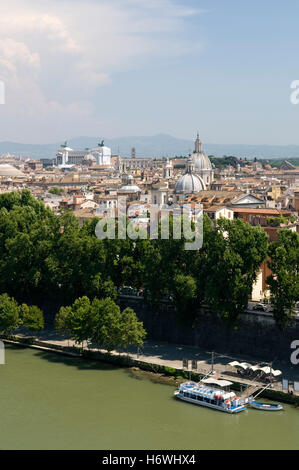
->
[0, 189, 291, 329]
[55, 296, 146, 352]
[267, 230, 299, 329]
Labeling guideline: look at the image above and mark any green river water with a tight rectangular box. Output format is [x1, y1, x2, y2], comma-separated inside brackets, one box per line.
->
[0, 344, 298, 450]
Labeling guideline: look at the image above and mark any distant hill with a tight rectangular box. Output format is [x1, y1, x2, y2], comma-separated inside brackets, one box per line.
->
[1, 134, 299, 160]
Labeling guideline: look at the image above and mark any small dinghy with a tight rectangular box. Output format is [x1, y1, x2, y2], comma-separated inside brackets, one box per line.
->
[250, 401, 283, 411]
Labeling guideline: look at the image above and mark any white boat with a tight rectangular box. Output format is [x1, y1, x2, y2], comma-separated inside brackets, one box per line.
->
[174, 378, 249, 414]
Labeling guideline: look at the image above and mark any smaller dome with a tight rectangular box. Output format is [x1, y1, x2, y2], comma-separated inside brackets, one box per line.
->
[174, 173, 205, 194]
[193, 152, 212, 170]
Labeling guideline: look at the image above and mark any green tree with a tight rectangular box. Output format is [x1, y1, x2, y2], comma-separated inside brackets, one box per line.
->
[20, 304, 44, 331]
[203, 218, 268, 325]
[90, 274, 117, 301]
[120, 307, 146, 351]
[49, 187, 64, 195]
[0, 293, 20, 334]
[68, 296, 93, 347]
[90, 297, 122, 351]
[172, 274, 197, 323]
[55, 306, 73, 346]
[267, 230, 299, 329]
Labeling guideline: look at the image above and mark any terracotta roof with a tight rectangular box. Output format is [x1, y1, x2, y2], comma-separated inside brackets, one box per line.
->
[233, 208, 292, 215]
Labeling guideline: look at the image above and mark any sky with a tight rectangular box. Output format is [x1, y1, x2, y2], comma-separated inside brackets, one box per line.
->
[0, 0, 299, 145]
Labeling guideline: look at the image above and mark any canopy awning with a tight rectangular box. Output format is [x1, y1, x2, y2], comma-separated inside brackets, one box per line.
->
[202, 378, 233, 387]
[249, 365, 260, 371]
[228, 361, 251, 370]
[260, 367, 282, 376]
[239, 362, 252, 369]
[228, 361, 240, 367]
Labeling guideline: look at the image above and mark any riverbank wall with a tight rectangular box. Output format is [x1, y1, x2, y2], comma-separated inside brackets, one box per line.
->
[35, 296, 299, 362]
[2, 335, 299, 407]
[117, 296, 299, 362]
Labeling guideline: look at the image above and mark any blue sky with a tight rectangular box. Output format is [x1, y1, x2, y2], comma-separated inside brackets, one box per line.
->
[0, 0, 298, 145]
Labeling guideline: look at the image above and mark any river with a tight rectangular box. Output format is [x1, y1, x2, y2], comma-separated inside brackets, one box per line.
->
[0, 344, 298, 450]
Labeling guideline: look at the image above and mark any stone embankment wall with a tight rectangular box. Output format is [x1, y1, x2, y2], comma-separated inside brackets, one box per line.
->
[118, 296, 299, 361]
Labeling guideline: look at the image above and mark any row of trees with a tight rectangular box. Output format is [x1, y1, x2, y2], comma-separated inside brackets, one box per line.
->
[0, 291, 146, 353]
[0, 190, 297, 329]
[55, 296, 146, 351]
[0, 293, 44, 334]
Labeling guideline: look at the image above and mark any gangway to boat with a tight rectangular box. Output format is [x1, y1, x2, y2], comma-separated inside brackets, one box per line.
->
[252, 382, 272, 400]
[240, 384, 261, 399]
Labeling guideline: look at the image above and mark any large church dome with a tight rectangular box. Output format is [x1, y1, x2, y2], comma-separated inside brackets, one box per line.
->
[174, 158, 206, 194]
[174, 173, 205, 193]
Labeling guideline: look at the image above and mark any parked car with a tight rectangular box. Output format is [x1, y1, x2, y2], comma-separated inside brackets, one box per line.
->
[252, 303, 267, 312]
[119, 286, 138, 296]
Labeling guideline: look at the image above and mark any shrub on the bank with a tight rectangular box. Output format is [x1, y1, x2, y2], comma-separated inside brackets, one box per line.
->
[164, 366, 177, 376]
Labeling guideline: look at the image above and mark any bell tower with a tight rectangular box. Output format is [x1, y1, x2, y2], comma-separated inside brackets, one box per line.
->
[194, 132, 202, 153]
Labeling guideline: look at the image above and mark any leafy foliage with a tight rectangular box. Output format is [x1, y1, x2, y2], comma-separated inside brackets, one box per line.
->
[0, 294, 20, 334]
[0, 190, 280, 328]
[0, 293, 44, 334]
[56, 297, 146, 351]
[20, 304, 44, 331]
[267, 230, 299, 329]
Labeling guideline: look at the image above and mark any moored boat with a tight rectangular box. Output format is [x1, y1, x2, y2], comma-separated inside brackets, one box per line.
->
[250, 401, 283, 411]
[174, 378, 249, 414]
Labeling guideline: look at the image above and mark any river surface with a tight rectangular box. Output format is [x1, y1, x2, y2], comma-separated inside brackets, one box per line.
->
[0, 344, 298, 450]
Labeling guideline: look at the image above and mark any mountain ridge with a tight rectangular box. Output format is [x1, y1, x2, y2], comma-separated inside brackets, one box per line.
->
[0, 134, 299, 160]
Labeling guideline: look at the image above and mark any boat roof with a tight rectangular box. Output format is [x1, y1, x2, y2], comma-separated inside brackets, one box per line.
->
[201, 378, 233, 387]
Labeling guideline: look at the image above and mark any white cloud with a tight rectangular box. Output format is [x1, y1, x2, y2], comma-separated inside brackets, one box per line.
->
[0, 0, 202, 142]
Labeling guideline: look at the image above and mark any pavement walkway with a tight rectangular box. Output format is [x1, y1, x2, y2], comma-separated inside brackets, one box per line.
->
[15, 327, 299, 389]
